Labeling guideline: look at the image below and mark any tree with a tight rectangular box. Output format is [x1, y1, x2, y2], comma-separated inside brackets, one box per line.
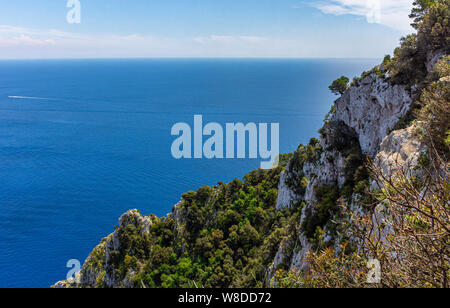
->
[329, 76, 349, 95]
[388, 0, 449, 85]
[417, 0, 450, 53]
[410, 0, 437, 29]
[417, 56, 450, 155]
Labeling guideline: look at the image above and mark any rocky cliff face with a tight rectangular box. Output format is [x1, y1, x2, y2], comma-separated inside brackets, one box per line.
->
[271, 69, 417, 274]
[54, 210, 155, 288]
[335, 72, 413, 155]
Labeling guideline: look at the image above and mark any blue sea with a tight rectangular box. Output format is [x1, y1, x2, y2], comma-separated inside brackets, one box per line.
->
[0, 59, 379, 287]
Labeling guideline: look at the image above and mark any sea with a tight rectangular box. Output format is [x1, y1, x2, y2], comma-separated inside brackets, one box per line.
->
[0, 58, 379, 287]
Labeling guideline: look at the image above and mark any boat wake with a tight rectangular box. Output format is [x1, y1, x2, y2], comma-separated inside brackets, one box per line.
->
[8, 96, 51, 100]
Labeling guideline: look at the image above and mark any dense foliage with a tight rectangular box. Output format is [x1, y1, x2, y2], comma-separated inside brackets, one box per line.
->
[410, 0, 440, 29]
[108, 166, 302, 288]
[386, 0, 449, 87]
[417, 56, 450, 155]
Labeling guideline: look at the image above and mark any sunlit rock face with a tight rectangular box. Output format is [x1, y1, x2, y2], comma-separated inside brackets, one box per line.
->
[271, 70, 419, 276]
[335, 73, 412, 156]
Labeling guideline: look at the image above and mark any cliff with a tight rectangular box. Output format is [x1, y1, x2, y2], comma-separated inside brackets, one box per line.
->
[271, 68, 417, 274]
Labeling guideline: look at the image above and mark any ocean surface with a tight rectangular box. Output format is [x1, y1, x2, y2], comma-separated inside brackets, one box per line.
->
[0, 58, 379, 287]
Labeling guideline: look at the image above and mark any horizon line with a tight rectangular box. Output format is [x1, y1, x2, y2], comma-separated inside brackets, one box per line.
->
[0, 56, 382, 61]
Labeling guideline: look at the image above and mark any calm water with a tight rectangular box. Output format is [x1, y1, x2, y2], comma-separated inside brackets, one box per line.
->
[0, 59, 378, 287]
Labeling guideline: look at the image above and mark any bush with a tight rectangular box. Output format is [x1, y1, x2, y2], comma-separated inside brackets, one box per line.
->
[329, 76, 349, 95]
[416, 56, 450, 155]
[126, 163, 299, 288]
[388, 0, 449, 86]
[417, 0, 450, 53]
[301, 185, 339, 239]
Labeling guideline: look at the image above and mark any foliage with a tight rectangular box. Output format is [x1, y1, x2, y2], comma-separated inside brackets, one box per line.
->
[363, 150, 449, 288]
[410, 0, 439, 29]
[278, 153, 294, 168]
[416, 56, 450, 155]
[388, 0, 449, 86]
[285, 138, 322, 197]
[100, 166, 302, 288]
[301, 185, 339, 240]
[350, 66, 386, 87]
[417, 0, 450, 53]
[277, 148, 450, 288]
[275, 244, 369, 288]
[382, 54, 392, 66]
[388, 34, 427, 86]
[329, 76, 349, 95]
[323, 105, 336, 125]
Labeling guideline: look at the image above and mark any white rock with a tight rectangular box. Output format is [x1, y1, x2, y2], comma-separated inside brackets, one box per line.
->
[335, 73, 412, 155]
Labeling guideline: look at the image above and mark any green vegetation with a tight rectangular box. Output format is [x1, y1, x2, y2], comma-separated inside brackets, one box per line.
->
[416, 56, 450, 156]
[410, 0, 439, 28]
[301, 185, 339, 241]
[323, 105, 336, 125]
[277, 148, 450, 288]
[383, 0, 450, 132]
[105, 166, 302, 288]
[350, 66, 386, 87]
[329, 76, 349, 95]
[305, 120, 369, 244]
[285, 138, 322, 197]
[387, 0, 449, 87]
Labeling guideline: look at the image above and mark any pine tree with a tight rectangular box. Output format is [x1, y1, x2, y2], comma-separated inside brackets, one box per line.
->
[410, 0, 437, 28]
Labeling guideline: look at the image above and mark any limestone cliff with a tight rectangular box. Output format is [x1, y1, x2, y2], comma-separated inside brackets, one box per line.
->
[270, 54, 445, 275]
[54, 210, 156, 288]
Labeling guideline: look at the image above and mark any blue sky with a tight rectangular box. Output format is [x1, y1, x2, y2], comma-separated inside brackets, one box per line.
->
[0, 0, 414, 58]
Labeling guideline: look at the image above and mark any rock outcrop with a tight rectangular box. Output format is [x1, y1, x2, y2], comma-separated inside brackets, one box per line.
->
[374, 123, 427, 177]
[53, 210, 154, 288]
[335, 72, 412, 155]
[271, 70, 418, 275]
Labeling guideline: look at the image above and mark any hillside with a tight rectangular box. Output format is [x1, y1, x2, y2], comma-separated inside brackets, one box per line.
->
[54, 0, 450, 289]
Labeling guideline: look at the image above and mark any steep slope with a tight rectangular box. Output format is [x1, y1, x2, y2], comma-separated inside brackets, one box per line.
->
[271, 67, 415, 273]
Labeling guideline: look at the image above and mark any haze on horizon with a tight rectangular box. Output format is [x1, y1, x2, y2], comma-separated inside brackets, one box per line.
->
[0, 0, 414, 59]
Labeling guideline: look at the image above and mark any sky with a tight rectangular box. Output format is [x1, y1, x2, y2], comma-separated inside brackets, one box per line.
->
[0, 0, 415, 59]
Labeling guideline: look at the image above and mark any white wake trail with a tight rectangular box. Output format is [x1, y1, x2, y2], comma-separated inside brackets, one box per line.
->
[8, 96, 51, 100]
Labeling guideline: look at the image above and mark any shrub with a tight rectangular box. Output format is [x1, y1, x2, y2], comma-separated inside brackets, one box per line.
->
[388, 0, 449, 86]
[416, 56, 450, 155]
[410, 0, 439, 29]
[329, 76, 350, 95]
[417, 0, 450, 53]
